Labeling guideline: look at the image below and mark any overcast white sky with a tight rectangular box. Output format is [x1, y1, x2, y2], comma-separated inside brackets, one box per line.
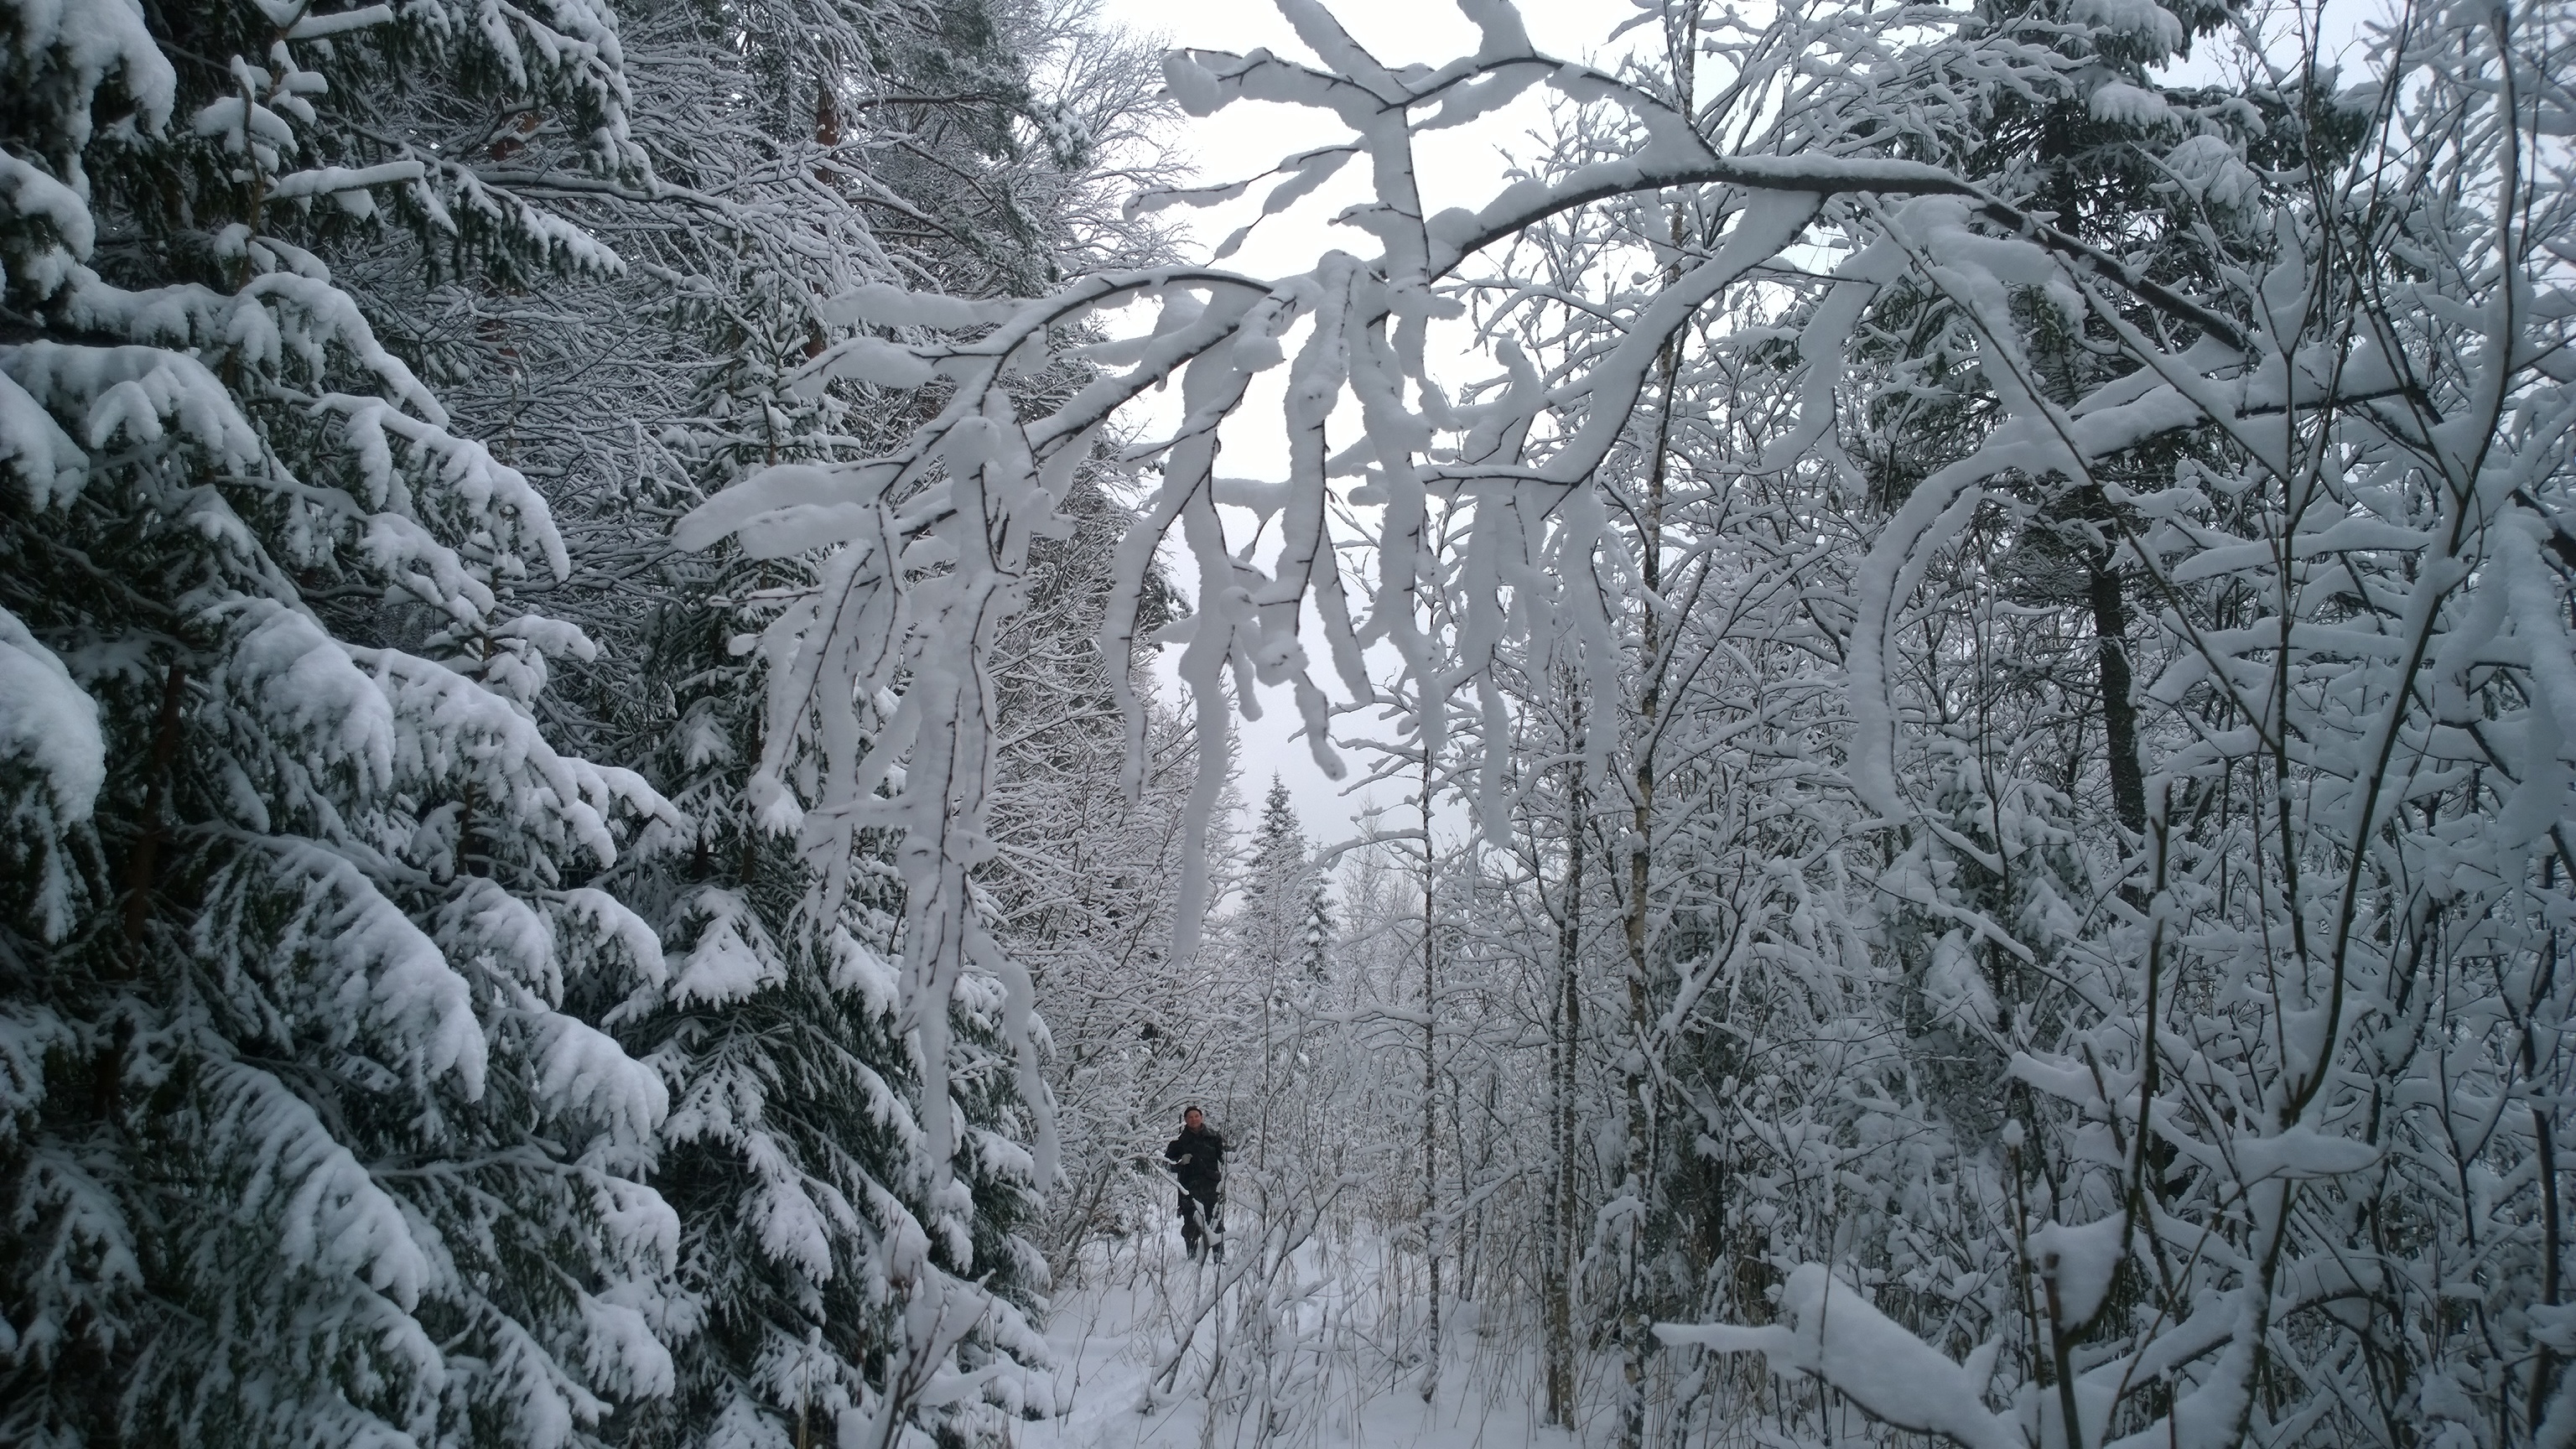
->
[1080, 0, 1644, 854]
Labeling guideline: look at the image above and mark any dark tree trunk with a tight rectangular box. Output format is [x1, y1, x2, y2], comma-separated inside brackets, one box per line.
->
[2090, 555, 2146, 835]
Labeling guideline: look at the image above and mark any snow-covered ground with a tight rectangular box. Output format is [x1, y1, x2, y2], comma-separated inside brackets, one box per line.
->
[1017, 1221, 1586, 1449]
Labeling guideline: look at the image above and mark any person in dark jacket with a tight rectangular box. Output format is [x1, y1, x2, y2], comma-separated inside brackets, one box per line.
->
[1164, 1105, 1224, 1261]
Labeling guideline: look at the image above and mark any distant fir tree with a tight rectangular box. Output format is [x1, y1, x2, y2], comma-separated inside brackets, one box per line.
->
[1237, 779, 1331, 988]
[1202, 779, 1332, 1180]
[1299, 865, 1333, 988]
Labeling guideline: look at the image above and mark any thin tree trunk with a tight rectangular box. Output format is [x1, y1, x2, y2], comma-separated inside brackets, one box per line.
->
[1618, 439, 1662, 1449]
[1618, 159, 1692, 1449]
[2089, 553, 2146, 835]
[117, 660, 189, 953]
[2526, 881, 2563, 1440]
[1546, 686, 1586, 1427]
[1420, 747, 1441, 1401]
[98, 660, 189, 1127]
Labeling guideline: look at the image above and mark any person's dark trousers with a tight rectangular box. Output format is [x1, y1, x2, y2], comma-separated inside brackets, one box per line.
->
[1179, 1191, 1222, 1261]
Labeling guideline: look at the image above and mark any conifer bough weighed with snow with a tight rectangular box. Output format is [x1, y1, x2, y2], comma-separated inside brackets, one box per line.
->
[0, 0, 1096, 1444]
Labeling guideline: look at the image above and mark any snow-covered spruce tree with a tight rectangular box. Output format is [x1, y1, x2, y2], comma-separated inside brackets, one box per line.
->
[1840, 0, 2293, 1061]
[1232, 779, 1330, 989]
[1202, 778, 1334, 1178]
[0, 2, 692, 1445]
[361, 3, 1181, 1441]
[550, 18, 1052, 1449]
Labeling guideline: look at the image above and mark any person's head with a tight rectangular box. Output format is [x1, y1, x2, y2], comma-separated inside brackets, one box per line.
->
[1183, 1105, 1204, 1131]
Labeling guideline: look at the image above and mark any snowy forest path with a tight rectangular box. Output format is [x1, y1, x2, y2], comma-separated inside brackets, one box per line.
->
[1017, 1222, 1583, 1449]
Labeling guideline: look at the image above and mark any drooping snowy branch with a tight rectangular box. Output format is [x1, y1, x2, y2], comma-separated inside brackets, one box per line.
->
[1657, 1264, 2020, 1449]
